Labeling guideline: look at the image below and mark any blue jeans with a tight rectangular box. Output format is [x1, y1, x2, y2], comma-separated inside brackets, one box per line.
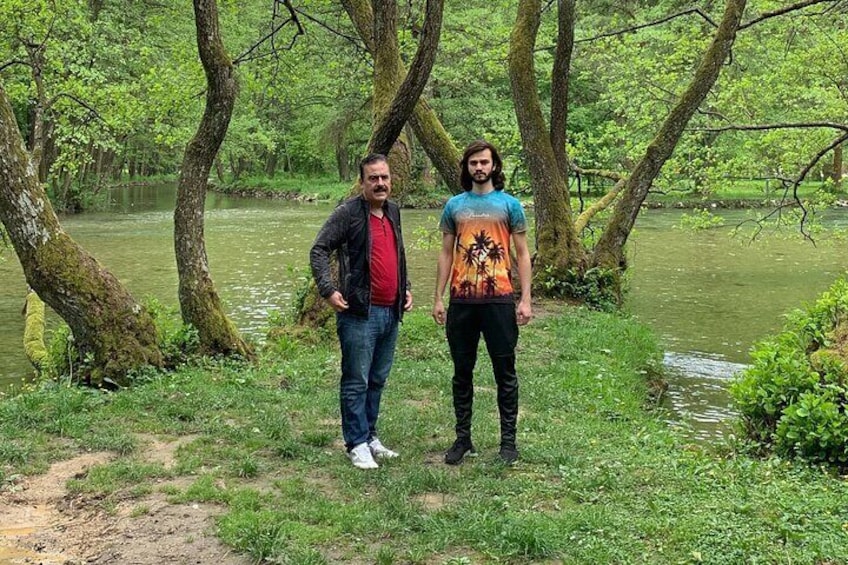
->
[336, 306, 399, 449]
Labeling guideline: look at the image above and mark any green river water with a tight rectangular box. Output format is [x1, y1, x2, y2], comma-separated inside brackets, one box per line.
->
[2, 185, 848, 439]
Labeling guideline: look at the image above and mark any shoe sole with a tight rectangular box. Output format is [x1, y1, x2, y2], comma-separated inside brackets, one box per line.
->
[444, 450, 478, 465]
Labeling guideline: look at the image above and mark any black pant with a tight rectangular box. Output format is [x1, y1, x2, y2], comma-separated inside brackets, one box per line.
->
[446, 303, 519, 446]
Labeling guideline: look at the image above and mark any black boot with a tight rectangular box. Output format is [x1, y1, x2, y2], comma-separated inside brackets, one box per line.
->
[445, 437, 477, 465]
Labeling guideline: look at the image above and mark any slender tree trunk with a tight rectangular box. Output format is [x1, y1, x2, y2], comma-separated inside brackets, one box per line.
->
[593, 0, 747, 273]
[336, 142, 350, 181]
[264, 151, 278, 178]
[174, 0, 253, 359]
[833, 143, 843, 188]
[342, 0, 461, 192]
[509, 0, 584, 279]
[0, 85, 162, 385]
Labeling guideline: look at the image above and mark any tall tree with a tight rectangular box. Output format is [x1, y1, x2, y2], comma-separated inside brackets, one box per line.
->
[0, 83, 163, 385]
[509, 0, 747, 301]
[174, 0, 254, 358]
[341, 0, 460, 192]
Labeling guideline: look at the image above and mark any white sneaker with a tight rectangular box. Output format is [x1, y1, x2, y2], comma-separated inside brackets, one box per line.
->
[347, 442, 379, 469]
[368, 438, 399, 459]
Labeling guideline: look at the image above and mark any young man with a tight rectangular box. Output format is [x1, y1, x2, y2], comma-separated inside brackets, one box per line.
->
[310, 154, 413, 470]
[433, 140, 532, 465]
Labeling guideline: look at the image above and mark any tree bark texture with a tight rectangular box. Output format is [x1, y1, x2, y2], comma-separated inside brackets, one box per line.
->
[342, 0, 461, 192]
[174, 0, 254, 359]
[0, 85, 162, 385]
[509, 0, 584, 278]
[593, 0, 747, 271]
[550, 0, 576, 181]
[368, 0, 443, 158]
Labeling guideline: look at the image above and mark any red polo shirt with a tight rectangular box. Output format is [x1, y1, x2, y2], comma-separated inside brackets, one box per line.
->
[369, 213, 399, 306]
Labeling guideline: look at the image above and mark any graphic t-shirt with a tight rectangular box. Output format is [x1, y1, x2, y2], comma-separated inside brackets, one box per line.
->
[439, 190, 527, 303]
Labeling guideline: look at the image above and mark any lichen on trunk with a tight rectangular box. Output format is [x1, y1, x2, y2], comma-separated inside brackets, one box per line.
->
[0, 83, 163, 385]
[174, 0, 254, 359]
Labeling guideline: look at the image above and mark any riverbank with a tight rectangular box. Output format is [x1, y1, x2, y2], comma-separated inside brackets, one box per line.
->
[211, 174, 839, 211]
[2, 306, 848, 563]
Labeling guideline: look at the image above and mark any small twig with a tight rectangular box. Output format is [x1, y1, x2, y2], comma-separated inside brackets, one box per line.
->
[577, 8, 718, 43]
[232, 0, 304, 66]
[738, 0, 837, 30]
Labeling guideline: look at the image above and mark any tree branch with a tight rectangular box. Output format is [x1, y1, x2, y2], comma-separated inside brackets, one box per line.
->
[577, 8, 718, 44]
[793, 132, 848, 240]
[575, 178, 626, 232]
[45, 92, 104, 121]
[232, 0, 303, 66]
[738, 0, 837, 30]
[697, 121, 848, 133]
[0, 59, 33, 73]
[292, 6, 363, 48]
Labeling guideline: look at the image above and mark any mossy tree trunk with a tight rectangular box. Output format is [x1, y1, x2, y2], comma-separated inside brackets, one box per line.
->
[174, 0, 254, 359]
[342, 0, 460, 192]
[510, 0, 745, 304]
[364, 0, 443, 198]
[297, 0, 444, 328]
[0, 84, 163, 386]
[593, 0, 747, 274]
[509, 0, 586, 285]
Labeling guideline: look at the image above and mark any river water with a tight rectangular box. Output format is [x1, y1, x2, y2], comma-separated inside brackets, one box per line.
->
[2, 185, 847, 439]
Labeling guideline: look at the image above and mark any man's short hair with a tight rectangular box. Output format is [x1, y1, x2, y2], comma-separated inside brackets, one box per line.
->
[359, 153, 389, 181]
[459, 140, 506, 191]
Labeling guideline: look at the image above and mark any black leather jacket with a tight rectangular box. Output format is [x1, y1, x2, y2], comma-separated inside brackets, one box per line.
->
[309, 196, 409, 319]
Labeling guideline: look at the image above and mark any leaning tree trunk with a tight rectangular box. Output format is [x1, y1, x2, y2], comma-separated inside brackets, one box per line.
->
[509, 0, 585, 282]
[174, 0, 254, 359]
[342, 0, 460, 192]
[296, 0, 445, 328]
[593, 0, 747, 275]
[0, 85, 163, 386]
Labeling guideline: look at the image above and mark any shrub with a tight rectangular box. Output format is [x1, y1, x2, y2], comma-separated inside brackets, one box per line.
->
[730, 277, 848, 466]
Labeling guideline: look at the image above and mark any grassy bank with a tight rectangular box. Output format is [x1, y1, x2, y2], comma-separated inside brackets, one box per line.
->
[214, 175, 354, 202]
[3, 307, 848, 563]
[212, 174, 842, 212]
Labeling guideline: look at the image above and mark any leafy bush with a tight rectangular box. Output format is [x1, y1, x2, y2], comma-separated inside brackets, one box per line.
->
[676, 208, 724, 230]
[536, 265, 622, 311]
[730, 277, 848, 465]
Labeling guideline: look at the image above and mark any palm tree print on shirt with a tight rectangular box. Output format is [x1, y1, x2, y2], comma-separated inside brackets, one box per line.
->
[452, 229, 511, 300]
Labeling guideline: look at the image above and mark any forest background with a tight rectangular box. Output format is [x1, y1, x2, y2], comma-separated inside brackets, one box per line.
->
[3, 1, 848, 562]
[2, 0, 844, 214]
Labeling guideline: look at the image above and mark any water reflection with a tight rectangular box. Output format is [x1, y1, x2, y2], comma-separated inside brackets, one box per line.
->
[661, 352, 747, 441]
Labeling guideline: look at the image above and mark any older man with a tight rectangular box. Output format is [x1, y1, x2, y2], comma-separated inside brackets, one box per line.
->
[310, 153, 413, 469]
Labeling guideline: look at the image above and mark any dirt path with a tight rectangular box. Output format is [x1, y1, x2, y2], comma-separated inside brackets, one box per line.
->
[0, 436, 251, 565]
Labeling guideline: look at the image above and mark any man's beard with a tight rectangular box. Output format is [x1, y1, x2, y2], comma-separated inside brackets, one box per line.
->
[472, 171, 492, 184]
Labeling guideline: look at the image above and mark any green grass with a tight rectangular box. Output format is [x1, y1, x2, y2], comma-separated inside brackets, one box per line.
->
[3, 307, 848, 563]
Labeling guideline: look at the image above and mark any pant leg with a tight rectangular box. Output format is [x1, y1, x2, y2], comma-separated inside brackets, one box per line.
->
[446, 303, 481, 440]
[365, 306, 399, 440]
[336, 311, 377, 449]
[480, 303, 519, 446]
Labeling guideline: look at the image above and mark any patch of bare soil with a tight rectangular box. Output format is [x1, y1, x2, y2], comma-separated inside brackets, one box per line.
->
[0, 437, 251, 565]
